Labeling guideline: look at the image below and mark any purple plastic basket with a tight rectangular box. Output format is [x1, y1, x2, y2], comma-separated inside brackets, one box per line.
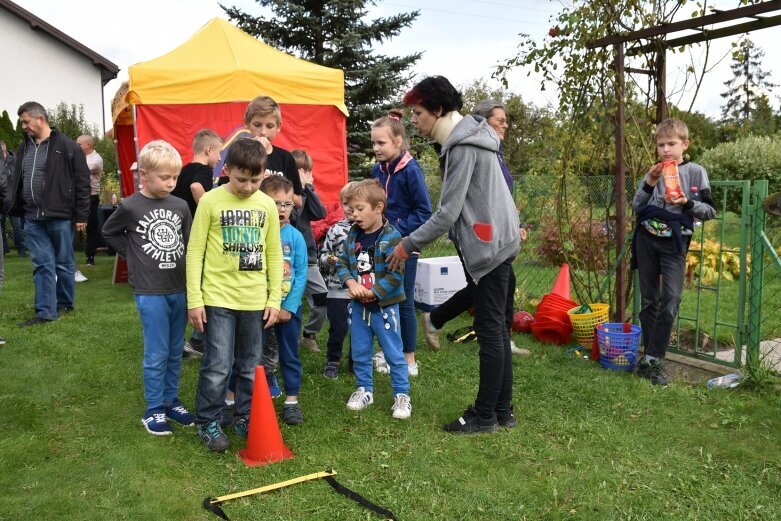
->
[596, 323, 642, 372]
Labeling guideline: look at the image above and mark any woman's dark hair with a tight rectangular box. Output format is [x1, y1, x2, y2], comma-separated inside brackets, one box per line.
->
[403, 76, 463, 116]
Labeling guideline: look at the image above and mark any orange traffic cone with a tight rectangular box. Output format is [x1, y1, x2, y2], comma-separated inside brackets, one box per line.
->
[238, 366, 294, 467]
[550, 263, 571, 300]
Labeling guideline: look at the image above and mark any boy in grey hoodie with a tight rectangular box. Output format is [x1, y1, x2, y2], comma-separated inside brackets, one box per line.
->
[391, 76, 520, 434]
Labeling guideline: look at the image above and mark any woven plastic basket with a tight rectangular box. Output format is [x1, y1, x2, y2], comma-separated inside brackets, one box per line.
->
[567, 303, 609, 348]
[596, 323, 641, 371]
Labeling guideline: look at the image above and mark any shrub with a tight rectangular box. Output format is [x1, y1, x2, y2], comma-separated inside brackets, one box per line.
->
[699, 134, 781, 212]
[686, 239, 744, 285]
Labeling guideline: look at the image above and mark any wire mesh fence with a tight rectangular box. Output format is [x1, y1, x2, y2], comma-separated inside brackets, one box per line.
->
[419, 174, 620, 312]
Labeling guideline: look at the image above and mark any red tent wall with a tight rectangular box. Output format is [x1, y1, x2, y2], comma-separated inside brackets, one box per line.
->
[114, 123, 137, 198]
[130, 102, 347, 204]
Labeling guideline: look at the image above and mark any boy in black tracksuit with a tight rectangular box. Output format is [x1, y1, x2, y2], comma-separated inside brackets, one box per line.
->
[631, 118, 716, 385]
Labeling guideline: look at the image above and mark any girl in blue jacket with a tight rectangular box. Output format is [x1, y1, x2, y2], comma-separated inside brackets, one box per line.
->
[370, 109, 433, 376]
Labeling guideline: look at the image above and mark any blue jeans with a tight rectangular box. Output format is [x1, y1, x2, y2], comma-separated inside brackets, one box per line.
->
[350, 302, 409, 395]
[273, 306, 303, 396]
[135, 293, 187, 411]
[25, 218, 75, 320]
[12, 216, 27, 255]
[400, 256, 418, 353]
[195, 306, 263, 425]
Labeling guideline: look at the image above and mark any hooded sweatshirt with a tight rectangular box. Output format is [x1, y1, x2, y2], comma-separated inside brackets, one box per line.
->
[370, 151, 432, 237]
[401, 114, 520, 283]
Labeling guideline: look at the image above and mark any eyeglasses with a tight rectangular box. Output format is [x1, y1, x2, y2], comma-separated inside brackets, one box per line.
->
[492, 118, 508, 125]
[275, 202, 294, 210]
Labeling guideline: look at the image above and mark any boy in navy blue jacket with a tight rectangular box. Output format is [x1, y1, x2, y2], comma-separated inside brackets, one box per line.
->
[337, 180, 411, 420]
[632, 118, 716, 385]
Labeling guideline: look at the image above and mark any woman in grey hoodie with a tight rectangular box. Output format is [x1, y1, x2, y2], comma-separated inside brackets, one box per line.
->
[388, 76, 520, 434]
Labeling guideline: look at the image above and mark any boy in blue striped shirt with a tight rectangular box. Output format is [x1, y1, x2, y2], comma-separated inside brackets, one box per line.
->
[336, 180, 411, 419]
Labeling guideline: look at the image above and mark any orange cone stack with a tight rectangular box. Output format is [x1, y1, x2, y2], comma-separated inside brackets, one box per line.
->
[530, 264, 576, 344]
[238, 366, 294, 467]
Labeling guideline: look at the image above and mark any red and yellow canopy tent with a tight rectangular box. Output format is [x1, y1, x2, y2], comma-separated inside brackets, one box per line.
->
[112, 17, 348, 204]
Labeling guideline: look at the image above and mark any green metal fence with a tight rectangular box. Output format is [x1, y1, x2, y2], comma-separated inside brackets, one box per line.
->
[420, 173, 779, 373]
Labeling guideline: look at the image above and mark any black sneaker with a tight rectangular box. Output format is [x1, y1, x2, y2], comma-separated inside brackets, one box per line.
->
[496, 406, 517, 428]
[443, 406, 499, 435]
[57, 306, 74, 316]
[19, 316, 53, 327]
[85, 257, 95, 266]
[635, 358, 671, 386]
[183, 337, 204, 358]
[323, 361, 340, 380]
[198, 420, 230, 452]
[0, 336, 6, 346]
[283, 403, 303, 425]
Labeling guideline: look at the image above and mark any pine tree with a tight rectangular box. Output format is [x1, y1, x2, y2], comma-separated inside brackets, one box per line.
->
[721, 39, 776, 124]
[0, 110, 20, 150]
[222, 0, 421, 177]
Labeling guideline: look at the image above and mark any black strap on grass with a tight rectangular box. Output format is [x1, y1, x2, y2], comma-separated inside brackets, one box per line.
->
[202, 470, 397, 521]
[323, 475, 398, 520]
[203, 497, 231, 520]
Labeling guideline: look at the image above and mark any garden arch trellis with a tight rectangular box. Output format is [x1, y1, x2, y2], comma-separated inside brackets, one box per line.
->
[588, 0, 781, 319]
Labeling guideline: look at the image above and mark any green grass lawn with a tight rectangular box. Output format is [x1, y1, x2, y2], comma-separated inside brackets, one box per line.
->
[1, 255, 780, 520]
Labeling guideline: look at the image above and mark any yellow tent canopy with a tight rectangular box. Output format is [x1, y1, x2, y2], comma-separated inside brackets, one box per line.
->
[126, 17, 348, 115]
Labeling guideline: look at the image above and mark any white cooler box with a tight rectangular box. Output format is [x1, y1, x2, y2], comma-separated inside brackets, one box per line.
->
[414, 256, 467, 311]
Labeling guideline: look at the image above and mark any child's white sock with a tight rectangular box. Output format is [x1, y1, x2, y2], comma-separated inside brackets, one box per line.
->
[643, 354, 657, 363]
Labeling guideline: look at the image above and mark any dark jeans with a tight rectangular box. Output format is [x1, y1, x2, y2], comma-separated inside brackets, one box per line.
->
[195, 306, 263, 425]
[326, 297, 350, 363]
[430, 247, 515, 331]
[473, 256, 515, 419]
[635, 229, 687, 358]
[400, 256, 418, 353]
[86, 195, 100, 259]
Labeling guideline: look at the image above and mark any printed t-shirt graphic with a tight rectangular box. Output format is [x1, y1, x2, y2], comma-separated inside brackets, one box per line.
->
[220, 208, 266, 271]
[137, 208, 186, 269]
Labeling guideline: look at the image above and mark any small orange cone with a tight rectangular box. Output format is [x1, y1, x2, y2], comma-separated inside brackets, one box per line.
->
[550, 263, 571, 300]
[238, 366, 294, 467]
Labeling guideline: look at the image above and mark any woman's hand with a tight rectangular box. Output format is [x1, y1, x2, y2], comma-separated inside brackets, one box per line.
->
[386, 242, 409, 271]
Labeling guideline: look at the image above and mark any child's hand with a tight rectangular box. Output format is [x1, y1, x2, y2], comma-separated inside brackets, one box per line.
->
[299, 168, 314, 186]
[519, 227, 528, 241]
[327, 255, 337, 266]
[666, 194, 688, 205]
[278, 308, 292, 323]
[188, 306, 207, 333]
[254, 136, 273, 154]
[647, 163, 663, 185]
[263, 307, 280, 328]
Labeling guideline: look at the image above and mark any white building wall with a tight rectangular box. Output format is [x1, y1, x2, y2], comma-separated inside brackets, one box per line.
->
[0, 9, 106, 133]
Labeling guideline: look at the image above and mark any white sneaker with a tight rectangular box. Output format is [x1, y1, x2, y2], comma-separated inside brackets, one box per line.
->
[408, 362, 419, 377]
[74, 270, 88, 283]
[391, 393, 412, 420]
[346, 387, 374, 411]
[510, 340, 531, 356]
[373, 351, 390, 374]
[421, 312, 441, 350]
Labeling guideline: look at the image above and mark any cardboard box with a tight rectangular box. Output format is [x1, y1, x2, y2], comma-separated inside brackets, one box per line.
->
[414, 256, 468, 311]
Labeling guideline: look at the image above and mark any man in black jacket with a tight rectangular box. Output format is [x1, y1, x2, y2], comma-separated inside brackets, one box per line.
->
[5, 102, 90, 326]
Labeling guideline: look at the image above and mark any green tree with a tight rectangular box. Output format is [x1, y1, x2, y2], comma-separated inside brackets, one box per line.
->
[721, 38, 776, 125]
[222, 0, 421, 177]
[47, 102, 117, 185]
[0, 110, 21, 151]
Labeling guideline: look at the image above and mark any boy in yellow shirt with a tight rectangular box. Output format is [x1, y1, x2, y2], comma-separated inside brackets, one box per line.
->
[187, 139, 282, 453]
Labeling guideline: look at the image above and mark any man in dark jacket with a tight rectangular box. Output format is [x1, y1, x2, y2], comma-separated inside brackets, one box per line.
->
[5, 102, 90, 326]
